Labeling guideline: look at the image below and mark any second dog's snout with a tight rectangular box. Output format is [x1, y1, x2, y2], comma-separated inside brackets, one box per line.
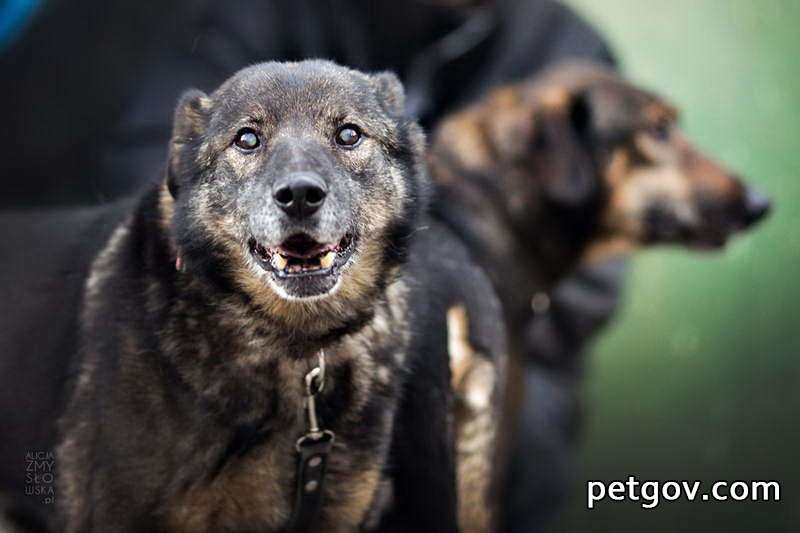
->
[742, 188, 772, 227]
[272, 173, 328, 219]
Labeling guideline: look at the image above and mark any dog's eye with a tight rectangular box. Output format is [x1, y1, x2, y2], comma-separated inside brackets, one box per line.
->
[649, 120, 672, 142]
[234, 128, 260, 150]
[335, 124, 362, 147]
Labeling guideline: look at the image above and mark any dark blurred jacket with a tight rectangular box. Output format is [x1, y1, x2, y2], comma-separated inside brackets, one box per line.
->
[0, 1, 621, 531]
[0, 0, 615, 206]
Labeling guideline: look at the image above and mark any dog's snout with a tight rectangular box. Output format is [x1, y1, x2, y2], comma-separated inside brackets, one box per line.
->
[272, 173, 328, 219]
[742, 187, 772, 227]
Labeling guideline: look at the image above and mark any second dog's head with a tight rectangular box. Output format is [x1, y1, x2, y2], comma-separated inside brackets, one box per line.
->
[165, 61, 426, 316]
[432, 61, 771, 266]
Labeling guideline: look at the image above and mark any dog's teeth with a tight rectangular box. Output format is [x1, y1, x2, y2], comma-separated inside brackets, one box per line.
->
[319, 251, 335, 269]
[272, 254, 288, 270]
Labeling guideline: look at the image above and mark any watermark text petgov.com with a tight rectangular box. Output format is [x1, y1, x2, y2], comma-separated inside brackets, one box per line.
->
[587, 476, 780, 509]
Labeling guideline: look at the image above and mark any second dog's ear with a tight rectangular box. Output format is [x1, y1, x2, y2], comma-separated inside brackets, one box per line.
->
[537, 90, 596, 206]
[167, 89, 212, 198]
[372, 71, 406, 117]
[582, 84, 643, 145]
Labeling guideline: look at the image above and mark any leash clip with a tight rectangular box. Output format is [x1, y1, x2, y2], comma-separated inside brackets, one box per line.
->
[296, 350, 335, 451]
[287, 350, 335, 532]
[300, 351, 328, 440]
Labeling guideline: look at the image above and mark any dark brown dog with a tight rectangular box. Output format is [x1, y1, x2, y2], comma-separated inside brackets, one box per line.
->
[431, 61, 770, 319]
[432, 60, 771, 528]
[43, 60, 507, 533]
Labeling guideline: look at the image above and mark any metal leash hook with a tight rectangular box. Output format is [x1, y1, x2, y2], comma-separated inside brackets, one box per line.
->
[302, 351, 326, 436]
[287, 350, 335, 532]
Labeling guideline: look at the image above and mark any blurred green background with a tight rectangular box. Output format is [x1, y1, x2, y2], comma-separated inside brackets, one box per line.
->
[556, 1, 800, 531]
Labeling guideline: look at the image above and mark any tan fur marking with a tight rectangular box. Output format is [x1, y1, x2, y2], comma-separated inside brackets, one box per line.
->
[582, 237, 636, 265]
[601, 140, 702, 246]
[435, 110, 493, 171]
[643, 101, 678, 124]
[448, 305, 475, 390]
[168, 436, 294, 532]
[539, 87, 570, 111]
[447, 305, 497, 533]
[324, 463, 382, 532]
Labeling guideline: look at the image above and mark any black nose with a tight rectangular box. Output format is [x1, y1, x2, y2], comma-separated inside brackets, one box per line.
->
[742, 188, 772, 227]
[272, 173, 328, 219]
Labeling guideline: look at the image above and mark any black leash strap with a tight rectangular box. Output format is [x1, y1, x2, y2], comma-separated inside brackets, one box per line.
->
[286, 352, 335, 533]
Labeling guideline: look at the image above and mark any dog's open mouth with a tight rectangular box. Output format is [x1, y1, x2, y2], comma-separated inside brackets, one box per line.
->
[248, 232, 356, 279]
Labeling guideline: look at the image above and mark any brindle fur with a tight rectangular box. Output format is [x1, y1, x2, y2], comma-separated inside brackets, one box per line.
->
[55, 61, 505, 533]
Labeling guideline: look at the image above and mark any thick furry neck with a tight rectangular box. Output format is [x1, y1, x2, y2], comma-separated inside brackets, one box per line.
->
[100, 185, 391, 429]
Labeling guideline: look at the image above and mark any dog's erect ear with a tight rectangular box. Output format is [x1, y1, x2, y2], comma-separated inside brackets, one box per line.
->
[537, 90, 597, 206]
[371, 71, 406, 117]
[581, 84, 643, 145]
[167, 89, 212, 198]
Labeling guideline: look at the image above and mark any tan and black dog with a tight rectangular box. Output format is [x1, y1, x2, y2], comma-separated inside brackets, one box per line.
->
[0, 60, 510, 532]
[431, 61, 771, 319]
[432, 61, 771, 528]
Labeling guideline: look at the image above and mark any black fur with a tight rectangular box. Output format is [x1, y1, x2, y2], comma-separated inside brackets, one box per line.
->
[0, 61, 506, 532]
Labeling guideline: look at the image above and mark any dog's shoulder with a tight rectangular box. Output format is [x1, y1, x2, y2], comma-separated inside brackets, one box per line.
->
[405, 220, 506, 357]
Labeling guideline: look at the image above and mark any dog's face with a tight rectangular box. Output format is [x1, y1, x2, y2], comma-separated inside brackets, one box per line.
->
[438, 62, 771, 258]
[528, 63, 771, 250]
[166, 61, 425, 307]
[586, 86, 771, 249]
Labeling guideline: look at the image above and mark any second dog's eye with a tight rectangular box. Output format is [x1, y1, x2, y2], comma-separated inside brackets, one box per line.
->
[234, 128, 260, 150]
[335, 124, 362, 147]
[649, 120, 672, 142]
